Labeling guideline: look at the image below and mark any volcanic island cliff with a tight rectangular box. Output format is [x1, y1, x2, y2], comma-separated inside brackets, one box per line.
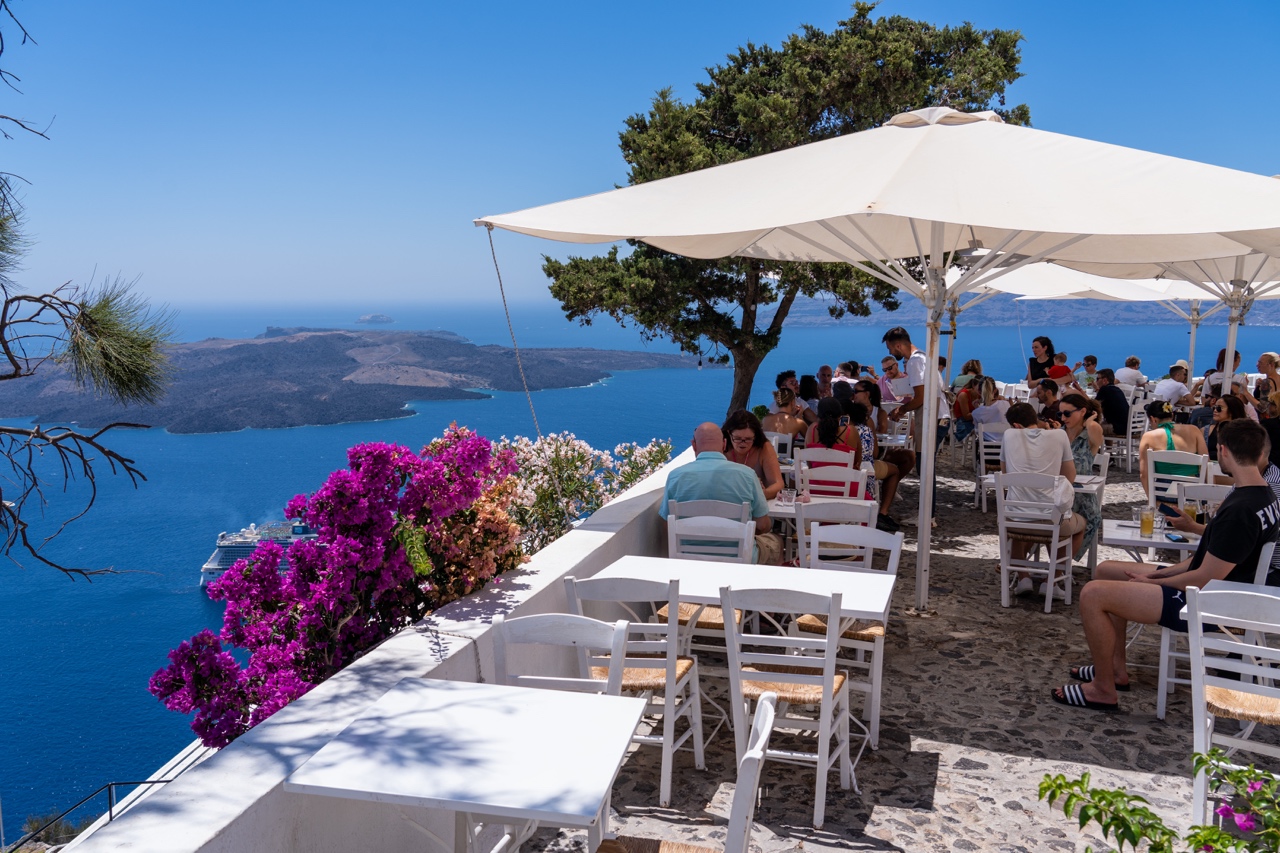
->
[0, 327, 701, 434]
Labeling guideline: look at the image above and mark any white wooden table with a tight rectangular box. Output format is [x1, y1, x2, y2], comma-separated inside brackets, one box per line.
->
[767, 495, 877, 520]
[593, 554, 896, 624]
[876, 433, 911, 449]
[1100, 518, 1201, 563]
[285, 678, 646, 853]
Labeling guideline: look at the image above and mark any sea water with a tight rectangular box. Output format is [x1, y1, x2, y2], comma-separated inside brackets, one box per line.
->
[2, 300, 1278, 838]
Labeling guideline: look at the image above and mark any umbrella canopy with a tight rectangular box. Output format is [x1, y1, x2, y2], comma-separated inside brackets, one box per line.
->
[979, 263, 1232, 375]
[477, 107, 1280, 614]
[478, 108, 1280, 267]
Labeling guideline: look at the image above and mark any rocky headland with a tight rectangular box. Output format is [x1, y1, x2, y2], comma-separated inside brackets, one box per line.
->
[0, 328, 700, 434]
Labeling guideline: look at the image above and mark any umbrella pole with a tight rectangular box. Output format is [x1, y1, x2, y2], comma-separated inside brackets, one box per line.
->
[910, 270, 945, 617]
[1187, 300, 1201, 378]
[1222, 279, 1247, 397]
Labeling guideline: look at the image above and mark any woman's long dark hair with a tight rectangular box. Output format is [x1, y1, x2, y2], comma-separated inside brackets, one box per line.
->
[1033, 335, 1055, 360]
[722, 409, 766, 448]
[853, 379, 881, 409]
[814, 398, 844, 448]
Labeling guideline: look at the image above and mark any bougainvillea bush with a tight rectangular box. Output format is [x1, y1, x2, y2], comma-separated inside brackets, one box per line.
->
[150, 426, 526, 748]
[1041, 750, 1280, 852]
[502, 432, 672, 552]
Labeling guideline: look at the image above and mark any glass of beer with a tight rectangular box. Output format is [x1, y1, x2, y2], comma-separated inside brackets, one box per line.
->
[1139, 506, 1156, 537]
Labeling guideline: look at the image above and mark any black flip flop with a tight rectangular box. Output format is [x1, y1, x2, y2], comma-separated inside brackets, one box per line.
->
[1069, 664, 1131, 692]
[1051, 683, 1120, 712]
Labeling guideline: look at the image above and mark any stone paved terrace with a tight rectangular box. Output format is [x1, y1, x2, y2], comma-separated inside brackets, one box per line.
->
[532, 455, 1256, 853]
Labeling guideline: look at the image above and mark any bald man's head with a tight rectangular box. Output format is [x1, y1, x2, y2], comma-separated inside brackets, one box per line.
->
[692, 422, 725, 453]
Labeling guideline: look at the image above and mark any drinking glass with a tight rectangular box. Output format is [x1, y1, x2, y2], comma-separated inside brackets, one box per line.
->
[1139, 506, 1155, 537]
[779, 488, 796, 506]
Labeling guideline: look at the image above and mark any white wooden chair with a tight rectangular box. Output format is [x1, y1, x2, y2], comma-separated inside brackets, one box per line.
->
[1177, 482, 1233, 517]
[491, 612, 628, 695]
[973, 428, 1007, 512]
[1187, 585, 1280, 824]
[1145, 450, 1209, 507]
[564, 576, 706, 808]
[764, 430, 794, 461]
[1157, 541, 1277, 720]
[798, 463, 868, 500]
[663, 501, 751, 654]
[720, 585, 864, 829]
[792, 523, 903, 749]
[995, 472, 1074, 613]
[597, 694, 778, 853]
[794, 499, 876, 566]
[667, 515, 754, 563]
[1106, 403, 1149, 473]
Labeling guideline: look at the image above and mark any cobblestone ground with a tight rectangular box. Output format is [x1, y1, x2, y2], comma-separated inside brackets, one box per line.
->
[530, 453, 1259, 853]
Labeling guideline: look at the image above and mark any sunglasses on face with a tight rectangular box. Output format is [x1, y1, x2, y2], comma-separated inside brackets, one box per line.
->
[1213, 405, 1227, 413]
[1059, 408, 1078, 417]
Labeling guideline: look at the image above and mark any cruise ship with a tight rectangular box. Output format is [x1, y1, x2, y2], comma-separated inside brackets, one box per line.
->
[200, 521, 316, 588]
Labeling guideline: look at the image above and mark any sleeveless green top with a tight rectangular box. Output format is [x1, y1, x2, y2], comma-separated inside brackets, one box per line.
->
[1152, 423, 1202, 476]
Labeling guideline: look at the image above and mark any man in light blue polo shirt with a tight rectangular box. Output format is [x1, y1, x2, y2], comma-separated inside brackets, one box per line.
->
[659, 422, 781, 564]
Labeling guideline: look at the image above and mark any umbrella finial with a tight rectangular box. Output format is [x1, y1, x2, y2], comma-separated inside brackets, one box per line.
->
[885, 107, 1006, 128]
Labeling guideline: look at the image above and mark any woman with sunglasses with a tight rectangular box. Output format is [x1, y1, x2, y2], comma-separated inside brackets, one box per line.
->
[1203, 395, 1246, 463]
[722, 409, 784, 500]
[1059, 393, 1104, 559]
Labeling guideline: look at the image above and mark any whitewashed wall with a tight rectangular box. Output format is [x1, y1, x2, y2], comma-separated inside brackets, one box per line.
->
[66, 448, 692, 853]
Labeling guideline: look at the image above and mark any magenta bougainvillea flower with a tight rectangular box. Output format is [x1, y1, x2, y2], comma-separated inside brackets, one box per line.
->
[150, 426, 526, 748]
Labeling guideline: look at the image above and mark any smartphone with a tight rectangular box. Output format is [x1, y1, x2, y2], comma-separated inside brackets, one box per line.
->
[1157, 503, 1182, 519]
[839, 415, 850, 427]
[1165, 533, 1189, 543]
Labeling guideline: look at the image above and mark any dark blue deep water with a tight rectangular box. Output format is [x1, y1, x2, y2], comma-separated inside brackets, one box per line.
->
[2, 298, 1277, 838]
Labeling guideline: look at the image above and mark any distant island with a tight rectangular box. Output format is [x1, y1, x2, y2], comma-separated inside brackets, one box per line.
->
[0, 328, 701, 434]
[356, 313, 394, 324]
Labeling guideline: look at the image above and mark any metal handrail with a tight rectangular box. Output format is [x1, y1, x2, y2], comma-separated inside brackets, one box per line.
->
[4, 778, 173, 852]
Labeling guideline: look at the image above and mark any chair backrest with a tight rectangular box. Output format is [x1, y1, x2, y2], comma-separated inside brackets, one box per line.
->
[975, 432, 1005, 474]
[1127, 402, 1147, 439]
[794, 447, 855, 468]
[764, 430, 793, 461]
[1177, 482, 1233, 513]
[668, 514, 754, 563]
[1255, 541, 1280, 583]
[808, 523, 904, 575]
[723, 693, 778, 853]
[492, 612, 628, 695]
[1007, 383, 1030, 401]
[885, 413, 913, 438]
[667, 499, 751, 523]
[995, 472, 1063, 536]
[1187, 586, 1280, 731]
[1092, 451, 1111, 479]
[720, 586, 842, 714]
[798, 464, 868, 499]
[1146, 450, 1209, 506]
[564, 575, 682, 684]
[794, 499, 876, 566]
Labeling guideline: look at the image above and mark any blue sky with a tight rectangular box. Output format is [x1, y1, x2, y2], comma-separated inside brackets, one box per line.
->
[4, 1, 1278, 312]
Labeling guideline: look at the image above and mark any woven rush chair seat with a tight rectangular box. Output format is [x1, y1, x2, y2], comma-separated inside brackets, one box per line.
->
[592, 656, 695, 692]
[1008, 528, 1055, 546]
[740, 663, 847, 704]
[598, 837, 716, 853]
[793, 612, 884, 643]
[1206, 685, 1280, 725]
[657, 601, 742, 630]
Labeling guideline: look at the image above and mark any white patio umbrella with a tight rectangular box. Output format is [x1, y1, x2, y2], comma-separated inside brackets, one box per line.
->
[476, 106, 1280, 613]
[978, 263, 1235, 377]
[1052, 253, 1280, 398]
